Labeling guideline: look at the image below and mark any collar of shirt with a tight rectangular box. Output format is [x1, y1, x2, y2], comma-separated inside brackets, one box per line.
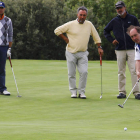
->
[0, 14, 4, 20]
[135, 43, 140, 52]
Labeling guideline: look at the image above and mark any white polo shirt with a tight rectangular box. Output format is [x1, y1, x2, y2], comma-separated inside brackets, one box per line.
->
[135, 43, 140, 60]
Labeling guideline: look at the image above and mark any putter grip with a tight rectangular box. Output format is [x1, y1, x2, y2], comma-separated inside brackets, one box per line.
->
[100, 54, 102, 66]
[9, 57, 12, 67]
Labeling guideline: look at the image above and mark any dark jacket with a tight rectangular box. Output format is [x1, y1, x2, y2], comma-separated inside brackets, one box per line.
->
[104, 13, 139, 50]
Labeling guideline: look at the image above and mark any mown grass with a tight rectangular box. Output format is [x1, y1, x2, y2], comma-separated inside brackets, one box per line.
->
[0, 60, 140, 140]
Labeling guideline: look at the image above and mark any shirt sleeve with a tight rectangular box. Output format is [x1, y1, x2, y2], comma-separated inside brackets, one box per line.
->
[54, 22, 70, 36]
[134, 17, 140, 26]
[90, 23, 101, 44]
[104, 20, 115, 43]
[8, 19, 13, 42]
[135, 44, 140, 60]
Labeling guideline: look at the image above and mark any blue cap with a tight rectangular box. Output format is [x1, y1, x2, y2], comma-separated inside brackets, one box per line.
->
[0, 2, 5, 8]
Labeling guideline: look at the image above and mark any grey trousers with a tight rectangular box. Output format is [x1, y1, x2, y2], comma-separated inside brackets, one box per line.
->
[65, 50, 89, 95]
[115, 50, 139, 95]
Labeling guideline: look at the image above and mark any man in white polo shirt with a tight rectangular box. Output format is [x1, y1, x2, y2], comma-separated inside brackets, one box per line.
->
[54, 6, 103, 99]
[127, 25, 140, 99]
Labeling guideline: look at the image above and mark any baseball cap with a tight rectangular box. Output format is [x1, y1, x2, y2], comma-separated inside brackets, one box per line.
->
[0, 2, 5, 8]
[115, 1, 125, 9]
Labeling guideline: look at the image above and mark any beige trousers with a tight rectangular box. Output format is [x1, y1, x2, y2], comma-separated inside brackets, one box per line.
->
[115, 50, 139, 95]
[65, 50, 89, 95]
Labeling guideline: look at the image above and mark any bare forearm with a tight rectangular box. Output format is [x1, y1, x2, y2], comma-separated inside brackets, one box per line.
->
[58, 34, 69, 44]
[136, 60, 140, 79]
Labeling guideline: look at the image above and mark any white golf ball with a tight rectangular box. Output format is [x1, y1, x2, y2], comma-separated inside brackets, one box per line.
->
[124, 127, 127, 131]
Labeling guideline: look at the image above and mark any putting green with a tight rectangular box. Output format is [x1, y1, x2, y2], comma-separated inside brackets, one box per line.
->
[0, 60, 140, 140]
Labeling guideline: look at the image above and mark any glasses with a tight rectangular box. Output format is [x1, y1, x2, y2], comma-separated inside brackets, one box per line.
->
[0, 7, 4, 9]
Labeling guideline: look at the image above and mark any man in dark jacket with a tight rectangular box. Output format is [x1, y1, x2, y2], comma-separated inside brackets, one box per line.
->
[104, 1, 140, 99]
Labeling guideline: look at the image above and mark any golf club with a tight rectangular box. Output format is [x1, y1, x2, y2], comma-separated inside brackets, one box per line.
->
[118, 78, 140, 108]
[9, 57, 22, 97]
[100, 53, 103, 99]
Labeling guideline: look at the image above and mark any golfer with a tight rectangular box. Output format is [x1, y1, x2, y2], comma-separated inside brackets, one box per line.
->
[0, 2, 13, 96]
[104, 1, 140, 99]
[127, 25, 140, 99]
[54, 6, 103, 99]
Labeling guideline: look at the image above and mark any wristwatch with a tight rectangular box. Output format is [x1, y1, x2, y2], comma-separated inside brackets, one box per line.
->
[98, 46, 102, 49]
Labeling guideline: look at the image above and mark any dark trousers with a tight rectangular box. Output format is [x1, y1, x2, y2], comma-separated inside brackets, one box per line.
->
[0, 46, 8, 92]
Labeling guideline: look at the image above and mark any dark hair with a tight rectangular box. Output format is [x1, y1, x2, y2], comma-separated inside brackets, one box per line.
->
[77, 6, 88, 14]
[127, 25, 140, 36]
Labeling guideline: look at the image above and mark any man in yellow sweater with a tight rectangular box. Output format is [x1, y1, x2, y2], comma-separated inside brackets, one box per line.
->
[54, 6, 103, 99]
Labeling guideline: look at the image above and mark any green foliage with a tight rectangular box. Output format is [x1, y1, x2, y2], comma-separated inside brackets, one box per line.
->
[2, 0, 140, 60]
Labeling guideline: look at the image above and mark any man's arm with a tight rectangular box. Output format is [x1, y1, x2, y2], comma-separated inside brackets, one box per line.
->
[104, 21, 117, 44]
[136, 60, 140, 79]
[58, 34, 69, 44]
[90, 23, 103, 55]
[7, 19, 13, 57]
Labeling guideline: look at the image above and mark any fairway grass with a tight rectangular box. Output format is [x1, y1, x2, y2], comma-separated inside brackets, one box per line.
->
[0, 60, 140, 140]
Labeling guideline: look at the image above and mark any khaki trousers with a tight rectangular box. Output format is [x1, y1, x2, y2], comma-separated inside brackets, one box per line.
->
[65, 50, 89, 95]
[115, 50, 139, 95]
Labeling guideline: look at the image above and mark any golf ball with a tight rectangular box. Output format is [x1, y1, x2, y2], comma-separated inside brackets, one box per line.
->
[124, 127, 127, 131]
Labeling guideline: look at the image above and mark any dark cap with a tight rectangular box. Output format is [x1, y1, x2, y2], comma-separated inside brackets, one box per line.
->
[0, 2, 5, 8]
[115, 1, 125, 9]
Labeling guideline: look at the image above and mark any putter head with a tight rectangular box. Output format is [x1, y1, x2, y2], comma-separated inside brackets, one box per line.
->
[100, 95, 102, 99]
[118, 104, 123, 108]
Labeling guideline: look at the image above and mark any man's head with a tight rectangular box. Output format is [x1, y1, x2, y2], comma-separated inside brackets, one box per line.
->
[115, 1, 126, 16]
[77, 6, 88, 24]
[127, 25, 140, 45]
[0, 2, 5, 15]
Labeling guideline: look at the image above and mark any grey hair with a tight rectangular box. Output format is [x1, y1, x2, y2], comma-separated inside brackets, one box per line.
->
[77, 6, 88, 14]
[127, 25, 140, 36]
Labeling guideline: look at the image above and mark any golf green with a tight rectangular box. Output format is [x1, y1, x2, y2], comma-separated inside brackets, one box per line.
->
[0, 60, 140, 140]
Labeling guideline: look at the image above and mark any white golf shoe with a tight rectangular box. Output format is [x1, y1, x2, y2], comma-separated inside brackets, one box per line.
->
[79, 93, 86, 99]
[71, 93, 77, 98]
[2, 90, 11, 96]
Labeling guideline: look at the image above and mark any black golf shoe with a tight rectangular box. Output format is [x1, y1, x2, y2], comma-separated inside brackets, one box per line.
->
[117, 93, 126, 99]
[135, 94, 140, 100]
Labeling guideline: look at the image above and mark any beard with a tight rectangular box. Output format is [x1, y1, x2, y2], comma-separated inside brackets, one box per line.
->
[117, 10, 126, 16]
[77, 18, 85, 24]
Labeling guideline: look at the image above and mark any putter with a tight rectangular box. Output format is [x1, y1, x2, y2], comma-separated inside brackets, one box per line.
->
[100, 53, 103, 99]
[118, 78, 140, 108]
[9, 57, 22, 97]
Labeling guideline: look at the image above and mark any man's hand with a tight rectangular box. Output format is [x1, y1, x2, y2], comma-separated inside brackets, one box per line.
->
[137, 71, 140, 79]
[112, 39, 119, 45]
[98, 48, 103, 56]
[7, 48, 11, 58]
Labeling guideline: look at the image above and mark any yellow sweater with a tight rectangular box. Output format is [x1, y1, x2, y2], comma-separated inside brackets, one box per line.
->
[54, 19, 101, 53]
